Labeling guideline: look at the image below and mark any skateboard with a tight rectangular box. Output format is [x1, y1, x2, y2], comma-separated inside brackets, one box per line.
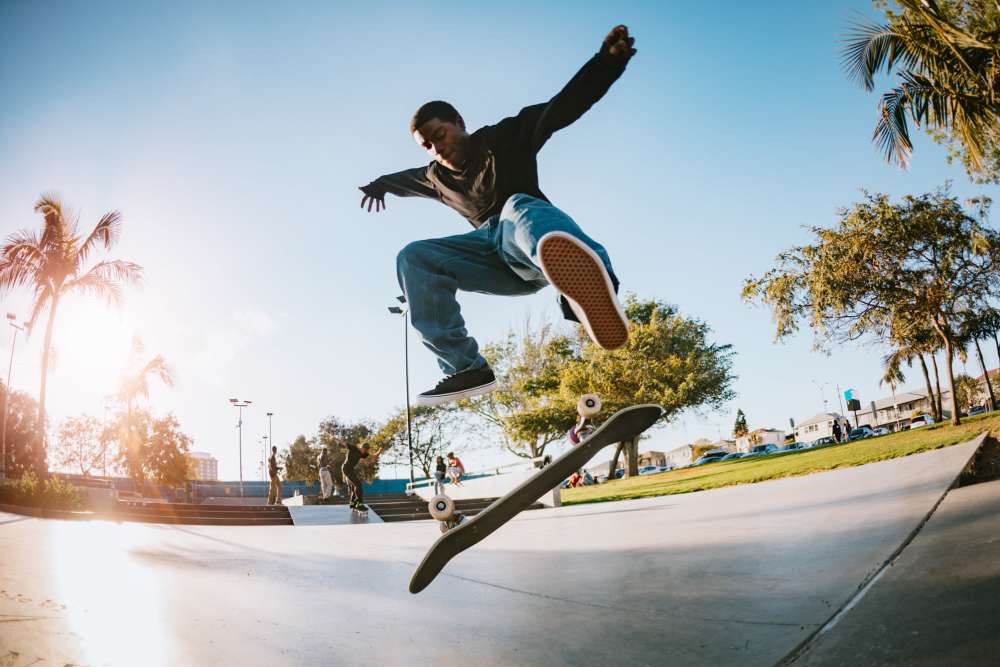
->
[409, 396, 663, 593]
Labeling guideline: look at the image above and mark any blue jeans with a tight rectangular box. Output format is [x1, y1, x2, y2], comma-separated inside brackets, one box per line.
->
[396, 194, 616, 375]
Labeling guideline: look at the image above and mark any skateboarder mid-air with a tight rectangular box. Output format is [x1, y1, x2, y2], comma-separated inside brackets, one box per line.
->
[360, 25, 637, 406]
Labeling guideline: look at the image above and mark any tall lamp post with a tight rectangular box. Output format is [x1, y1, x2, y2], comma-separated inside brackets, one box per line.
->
[388, 295, 415, 484]
[2, 313, 26, 479]
[266, 411, 274, 479]
[811, 379, 830, 413]
[229, 398, 252, 497]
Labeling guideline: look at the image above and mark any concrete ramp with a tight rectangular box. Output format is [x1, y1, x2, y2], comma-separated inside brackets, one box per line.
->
[0, 435, 987, 667]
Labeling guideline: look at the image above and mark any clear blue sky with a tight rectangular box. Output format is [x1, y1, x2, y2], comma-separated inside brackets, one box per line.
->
[1, 1, 995, 479]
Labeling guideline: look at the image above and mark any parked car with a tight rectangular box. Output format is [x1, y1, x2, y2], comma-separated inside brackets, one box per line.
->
[694, 451, 729, 465]
[782, 442, 807, 451]
[720, 452, 745, 461]
[871, 427, 890, 436]
[909, 414, 935, 429]
[848, 426, 874, 441]
[811, 436, 837, 447]
[747, 444, 780, 457]
[656, 465, 674, 472]
[638, 465, 661, 476]
[968, 405, 987, 416]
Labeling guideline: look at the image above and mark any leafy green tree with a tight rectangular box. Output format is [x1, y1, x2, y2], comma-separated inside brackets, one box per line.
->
[959, 308, 998, 409]
[281, 435, 318, 483]
[0, 385, 43, 477]
[743, 187, 1000, 425]
[367, 405, 463, 478]
[0, 194, 142, 473]
[952, 373, 984, 410]
[843, 0, 1000, 181]
[733, 409, 749, 438]
[461, 319, 577, 461]
[115, 336, 173, 482]
[558, 297, 736, 477]
[317, 416, 375, 483]
[143, 414, 192, 487]
[53, 414, 105, 476]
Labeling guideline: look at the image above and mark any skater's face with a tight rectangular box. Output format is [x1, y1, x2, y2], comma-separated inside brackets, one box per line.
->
[413, 116, 470, 172]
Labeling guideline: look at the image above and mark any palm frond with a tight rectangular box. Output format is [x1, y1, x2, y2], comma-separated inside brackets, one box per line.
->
[34, 193, 75, 254]
[77, 211, 122, 267]
[0, 232, 46, 293]
[843, 20, 919, 90]
[874, 87, 915, 166]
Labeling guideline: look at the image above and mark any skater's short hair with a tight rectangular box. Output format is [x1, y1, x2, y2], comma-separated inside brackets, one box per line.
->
[410, 101, 460, 134]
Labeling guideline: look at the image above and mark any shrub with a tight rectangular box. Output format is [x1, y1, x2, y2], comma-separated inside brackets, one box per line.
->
[0, 472, 83, 511]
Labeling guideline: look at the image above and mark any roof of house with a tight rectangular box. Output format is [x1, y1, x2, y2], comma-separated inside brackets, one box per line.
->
[795, 412, 846, 428]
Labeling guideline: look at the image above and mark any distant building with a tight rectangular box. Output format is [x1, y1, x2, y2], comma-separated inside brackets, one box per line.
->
[735, 428, 785, 453]
[794, 413, 850, 443]
[187, 451, 218, 481]
[638, 451, 667, 467]
[664, 444, 695, 468]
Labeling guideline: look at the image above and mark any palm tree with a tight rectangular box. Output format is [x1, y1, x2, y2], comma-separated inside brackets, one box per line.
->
[0, 194, 142, 474]
[116, 336, 173, 485]
[842, 0, 1000, 173]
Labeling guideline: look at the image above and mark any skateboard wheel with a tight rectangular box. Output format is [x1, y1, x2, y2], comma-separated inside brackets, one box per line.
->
[428, 494, 455, 521]
[577, 394, 602, 418]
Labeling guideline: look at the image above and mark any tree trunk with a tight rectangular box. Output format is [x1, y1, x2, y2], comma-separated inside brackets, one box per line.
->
[974, 338, 996, 410]
[931, 353, 944, 421]
[36, 294, 60, 476]
[608, 441, 624, 479]
[944, 340, 961, 426]
[625, 436, 639, 478]
[917, 354, 935, 419]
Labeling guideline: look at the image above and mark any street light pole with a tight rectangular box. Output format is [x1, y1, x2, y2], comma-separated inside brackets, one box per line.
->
[2, 313, 26, 479]
[388, 296, 415, 484]
[266, 412, 273, 478]
[811, 379, 830, 413]
[229, 398, 252, 497]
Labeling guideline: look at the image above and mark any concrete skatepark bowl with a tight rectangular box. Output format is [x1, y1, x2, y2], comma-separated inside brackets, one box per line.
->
[1, 436, 996, 666]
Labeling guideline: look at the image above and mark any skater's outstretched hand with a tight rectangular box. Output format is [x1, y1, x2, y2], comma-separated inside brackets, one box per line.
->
[602, 25, 637, 61]
[359, 182, 388, 213]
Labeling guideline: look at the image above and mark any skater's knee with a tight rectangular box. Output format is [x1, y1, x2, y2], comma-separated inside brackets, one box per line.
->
[501, 193, 538, 217]
[396, 239, 433, 273]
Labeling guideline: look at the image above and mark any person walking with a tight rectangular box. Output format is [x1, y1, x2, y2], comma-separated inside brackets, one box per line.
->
[831, 419, 842, 443]
[359, 25, 638, 406]
[267, 446, 282, 505]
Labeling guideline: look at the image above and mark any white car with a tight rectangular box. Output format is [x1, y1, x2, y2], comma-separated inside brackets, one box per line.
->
[638, 465, 661, 476]
[872, 427, 890, 436]
[910, 414, 935, 428]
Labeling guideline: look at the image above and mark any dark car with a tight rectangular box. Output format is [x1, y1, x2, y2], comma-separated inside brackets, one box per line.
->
[811, 436, 837, 447]
[747, 444, 780, 456]
[694, 452, 729, 465]
[720, 452, 745, 461]
[848, 426, 874, 441]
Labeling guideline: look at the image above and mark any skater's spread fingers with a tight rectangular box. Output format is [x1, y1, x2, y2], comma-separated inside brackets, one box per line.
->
[367, 197, 374, 212]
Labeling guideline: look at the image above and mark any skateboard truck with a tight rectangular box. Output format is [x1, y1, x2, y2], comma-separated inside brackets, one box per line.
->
[569, 393, 602, 444]
[428, 493, 465, 534]
[428, 394, 602, 535]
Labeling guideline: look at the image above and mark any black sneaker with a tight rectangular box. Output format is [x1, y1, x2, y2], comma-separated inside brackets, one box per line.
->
[416, 365, 497, 406]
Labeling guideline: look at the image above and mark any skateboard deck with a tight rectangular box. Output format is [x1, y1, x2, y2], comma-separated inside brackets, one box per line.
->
[409, 403, 663, 593]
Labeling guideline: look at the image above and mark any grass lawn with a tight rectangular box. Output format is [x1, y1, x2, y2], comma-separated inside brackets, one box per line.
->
[561, 411, 1000, 506]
